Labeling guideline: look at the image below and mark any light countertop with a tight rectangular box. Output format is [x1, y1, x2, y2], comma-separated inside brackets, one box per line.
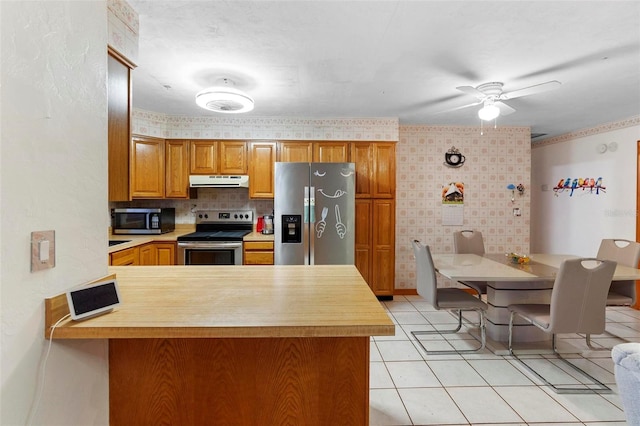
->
[47, 265, 394, 339]
[109, 226, 275, 253]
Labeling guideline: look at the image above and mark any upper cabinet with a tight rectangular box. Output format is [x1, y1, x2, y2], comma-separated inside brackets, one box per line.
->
[190, 140, 218, 174]
[278, 141, 349, 163]
[108, 50, 133, 201]
[165, 140, 190, 198]
[189, 140, 248, 175]
[131, 136, 165, 198]
[351, 142, 396, 198]
[248, 141, 277, 199]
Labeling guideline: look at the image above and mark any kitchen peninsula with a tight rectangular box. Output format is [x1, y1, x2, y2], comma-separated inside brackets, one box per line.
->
[45, 265, 394, 425]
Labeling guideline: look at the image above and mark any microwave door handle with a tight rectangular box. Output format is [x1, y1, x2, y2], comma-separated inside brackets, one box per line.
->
[146, 213, 151, 230]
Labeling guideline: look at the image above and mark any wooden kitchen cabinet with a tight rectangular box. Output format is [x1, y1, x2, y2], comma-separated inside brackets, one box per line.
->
[138, 242, 176, 265]
[219, 141, 247, 174]
[110, 247, 139, 266]
[355, 198, 395, 298]
[189, 140, 248, 175]
[108, 50, 133, 202]
[279, 142, 312, 162]
[351, 142, 395, 198]
[243, 241, 274, 265]
[190, 140, 218, 174]
[131, 135, 165, 198]
[278, 141, 349, 163]
[165, 139, 190, 198]
[314, 141, 349, 162]
[248, 141, 277, 198]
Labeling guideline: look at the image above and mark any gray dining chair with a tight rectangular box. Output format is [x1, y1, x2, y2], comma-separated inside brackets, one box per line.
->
[411, 239, 487, 354]
[507, 257, 616, 394]
[453, 230, 487, 297]
[591, 238, 640, 347]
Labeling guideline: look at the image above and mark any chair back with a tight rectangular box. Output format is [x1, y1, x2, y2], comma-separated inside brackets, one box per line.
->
[549, 258, 616, 335]
[411, 240, 438, 308]
[597, 239, 640, 304]
[453, 230, 485, 255]
[597, 239, 640, 267]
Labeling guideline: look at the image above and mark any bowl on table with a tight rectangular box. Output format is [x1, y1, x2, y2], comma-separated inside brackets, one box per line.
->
[507, 252, 530, 264]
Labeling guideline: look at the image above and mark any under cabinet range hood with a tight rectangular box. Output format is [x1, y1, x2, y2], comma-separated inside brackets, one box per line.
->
[189, 175, 249, 188]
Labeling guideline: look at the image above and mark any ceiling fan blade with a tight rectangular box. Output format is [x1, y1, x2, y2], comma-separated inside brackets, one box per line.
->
[432, 100, 483, 115]
[456, 85, 486, 99]
[495, 101, 516, 116]
[500, 80, 561, 100]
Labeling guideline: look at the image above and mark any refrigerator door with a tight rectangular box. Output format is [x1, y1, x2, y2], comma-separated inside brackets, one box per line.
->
[310, 162, 355, 265]
[274, 162, 310, 265]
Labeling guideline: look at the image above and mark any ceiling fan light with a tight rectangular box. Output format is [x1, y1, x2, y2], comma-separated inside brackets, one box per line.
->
[478, 104, 500, 121]
[195, 86, 254, 113]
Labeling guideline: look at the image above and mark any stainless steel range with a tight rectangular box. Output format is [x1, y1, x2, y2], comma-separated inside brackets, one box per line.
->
[177, 210, 253, 265]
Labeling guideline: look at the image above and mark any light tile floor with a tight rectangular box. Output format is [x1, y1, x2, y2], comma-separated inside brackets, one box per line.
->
[370, 295, 640, 425]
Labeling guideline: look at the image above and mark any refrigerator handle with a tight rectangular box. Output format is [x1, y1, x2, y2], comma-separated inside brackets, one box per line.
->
[309, 186, 315, 223]
[303, 186, 309, 223]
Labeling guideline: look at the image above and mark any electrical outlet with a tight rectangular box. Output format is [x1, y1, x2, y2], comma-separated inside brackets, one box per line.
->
[513, 208, 521, 217]
[31, 230, 55, 272]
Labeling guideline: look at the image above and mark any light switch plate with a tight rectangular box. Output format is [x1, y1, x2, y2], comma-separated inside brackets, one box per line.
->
[31, 230, 55, 272]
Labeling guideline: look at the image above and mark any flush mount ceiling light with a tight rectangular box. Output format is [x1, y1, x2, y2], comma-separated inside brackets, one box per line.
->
[195, 79, 254, 113]
[478, 100, 500, 121]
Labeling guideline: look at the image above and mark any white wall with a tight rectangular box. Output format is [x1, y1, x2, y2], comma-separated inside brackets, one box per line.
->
[1, 2, 110, 425]
[531, 121, 640, 256]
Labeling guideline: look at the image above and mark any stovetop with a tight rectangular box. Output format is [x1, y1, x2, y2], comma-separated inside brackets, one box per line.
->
[177, 230, 251, 242]
[178, 210, 254, 242]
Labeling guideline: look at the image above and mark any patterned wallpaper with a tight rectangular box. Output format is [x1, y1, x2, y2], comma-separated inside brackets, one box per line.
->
[132, 109, 399, 141]
[129, 111, 531, 291]
[394, 125, 531, 289]
[107, 0, 139, 63]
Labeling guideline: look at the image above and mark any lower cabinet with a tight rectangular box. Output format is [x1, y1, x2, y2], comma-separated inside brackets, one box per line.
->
[355, 199, 395, 298]
[110, 242, 176, 266]
[110, 247, 139, 266]
[243, 241, 274, 265]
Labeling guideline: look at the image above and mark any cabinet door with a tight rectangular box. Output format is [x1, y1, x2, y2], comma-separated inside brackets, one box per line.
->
[351, 143, 373, 197]
[372, 143, 396, 198]
[279, 142, 312, 162]
[248, 142, 277, 198]
[371, 199, 395, 296]
[165, 140, 189, 198]
[138, 243, 156, 265]
[314, 142, 349, 163]
[354, 199, 372, 285]
[131, 136, 165, 198]
[110, 247, 139, 266]
[108, 52, 131, 202]
[155, 242, 176, 265]
[219, 141, 247, 174]
[190, 140, 218, 174]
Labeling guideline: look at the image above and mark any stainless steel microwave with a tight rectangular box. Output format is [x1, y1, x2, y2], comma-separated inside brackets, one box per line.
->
[112, 208, 175, 234]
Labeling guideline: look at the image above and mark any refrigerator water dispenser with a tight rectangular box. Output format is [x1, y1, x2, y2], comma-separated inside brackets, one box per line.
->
[282, 215, 301, 243]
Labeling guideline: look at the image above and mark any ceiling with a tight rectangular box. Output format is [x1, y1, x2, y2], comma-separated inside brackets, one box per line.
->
[128, 1, 640, 141]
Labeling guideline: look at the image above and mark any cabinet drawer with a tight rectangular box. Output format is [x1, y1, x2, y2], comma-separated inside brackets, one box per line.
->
[110, 247, 139, 266]
[244, 241, 274, 251]
[244, 251, 274, 265]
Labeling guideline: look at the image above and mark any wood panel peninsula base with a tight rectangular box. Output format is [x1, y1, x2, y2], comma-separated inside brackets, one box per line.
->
[45, 265, 394, 426]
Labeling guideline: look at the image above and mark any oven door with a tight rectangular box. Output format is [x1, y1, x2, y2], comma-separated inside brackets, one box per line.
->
[177, 242, 243, 265]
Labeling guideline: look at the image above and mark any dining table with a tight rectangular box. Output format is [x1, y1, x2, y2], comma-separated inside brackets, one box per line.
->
[430, 253, 640, 353]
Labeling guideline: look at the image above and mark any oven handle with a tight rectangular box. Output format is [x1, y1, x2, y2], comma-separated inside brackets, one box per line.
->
[177, 242, 243, 249]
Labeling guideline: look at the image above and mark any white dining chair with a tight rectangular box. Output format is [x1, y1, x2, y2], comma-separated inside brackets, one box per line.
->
[452, 230, 487, 297]
[592, 238, 640, 347]
[507, 257, 616, 394]
[411, 239, 487, 354]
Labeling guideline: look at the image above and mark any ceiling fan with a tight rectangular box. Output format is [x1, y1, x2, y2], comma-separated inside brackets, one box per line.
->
[446, 80, 561, 121]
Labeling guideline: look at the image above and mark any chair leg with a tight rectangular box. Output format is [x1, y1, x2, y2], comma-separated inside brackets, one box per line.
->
[411, 309, 486, 355]
[508, 311, 612, 394]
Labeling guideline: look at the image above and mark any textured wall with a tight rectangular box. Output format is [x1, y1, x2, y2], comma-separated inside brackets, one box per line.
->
[1, 1, 109, 424]
[395, 125, 531, 289]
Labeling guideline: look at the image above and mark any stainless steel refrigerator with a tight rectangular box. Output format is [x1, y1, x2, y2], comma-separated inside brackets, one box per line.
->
[274, 162, 355, 265]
